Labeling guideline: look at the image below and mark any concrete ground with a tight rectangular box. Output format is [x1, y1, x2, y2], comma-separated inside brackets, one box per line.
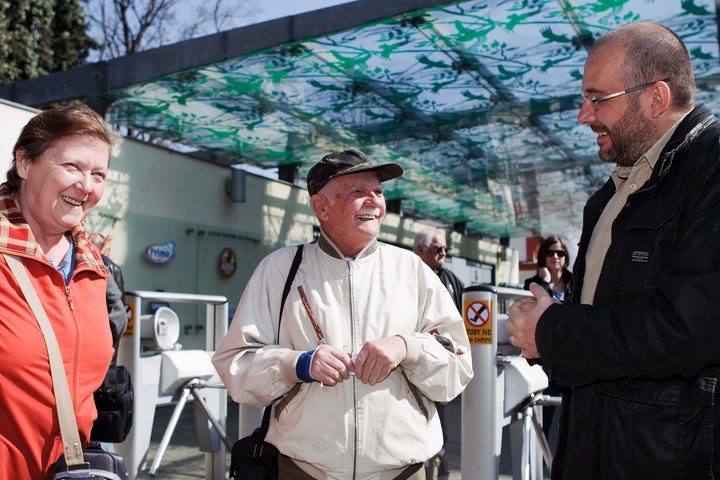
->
[134, 395, 552, 479]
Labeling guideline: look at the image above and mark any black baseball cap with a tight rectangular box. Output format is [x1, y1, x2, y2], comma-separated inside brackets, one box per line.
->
[306, 149, 403, 196]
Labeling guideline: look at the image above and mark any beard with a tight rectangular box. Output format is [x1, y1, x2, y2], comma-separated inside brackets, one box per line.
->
[599, 96, 657, 167]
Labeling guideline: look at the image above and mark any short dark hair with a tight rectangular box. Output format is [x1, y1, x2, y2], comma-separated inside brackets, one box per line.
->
[592, 22, 694, 111]
[537, 235, 570, 268]
[5, 105, 119, 191]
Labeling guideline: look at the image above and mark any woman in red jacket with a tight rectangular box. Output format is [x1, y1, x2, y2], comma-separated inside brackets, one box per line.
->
[0, 105, 120, 479]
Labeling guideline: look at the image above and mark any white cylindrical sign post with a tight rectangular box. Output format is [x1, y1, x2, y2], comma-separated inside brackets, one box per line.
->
[461, 285, 499, 479]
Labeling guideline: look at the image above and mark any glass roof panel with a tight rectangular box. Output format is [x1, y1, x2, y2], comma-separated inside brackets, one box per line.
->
[426, 0, 587, 101]
[107, 0, 720, 238]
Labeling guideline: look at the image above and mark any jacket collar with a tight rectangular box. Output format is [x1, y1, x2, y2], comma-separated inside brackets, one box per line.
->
[589, 105, 715, 200]
[0, 183, 106, 274]
[652, 105, 717, 181]
[317, 229, 378, 260]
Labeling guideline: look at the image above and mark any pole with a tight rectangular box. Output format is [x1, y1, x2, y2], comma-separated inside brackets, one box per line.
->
[461, 285, 500, 479]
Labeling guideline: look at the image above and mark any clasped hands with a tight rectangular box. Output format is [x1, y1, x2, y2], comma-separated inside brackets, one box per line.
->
[506, 283, 557, 359]
[309, 336, 406, 386]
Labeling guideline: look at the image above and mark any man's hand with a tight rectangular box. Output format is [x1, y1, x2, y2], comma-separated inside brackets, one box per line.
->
[506, 283, 555, 359]
[310, 345, 353, 386]
[353, 336, 407, 385]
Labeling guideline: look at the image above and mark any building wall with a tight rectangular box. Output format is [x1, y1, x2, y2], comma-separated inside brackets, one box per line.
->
[0, 101, 39, 177]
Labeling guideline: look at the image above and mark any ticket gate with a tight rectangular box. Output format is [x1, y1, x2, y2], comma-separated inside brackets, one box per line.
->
[115, 291, 229, 480]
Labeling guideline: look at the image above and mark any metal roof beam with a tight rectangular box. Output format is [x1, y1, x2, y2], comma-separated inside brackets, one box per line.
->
[445, 50, 586, 167]
[0, 0, 455, 107]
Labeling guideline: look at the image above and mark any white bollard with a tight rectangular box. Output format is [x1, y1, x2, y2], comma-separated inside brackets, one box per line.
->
[461, 286, 501, 479]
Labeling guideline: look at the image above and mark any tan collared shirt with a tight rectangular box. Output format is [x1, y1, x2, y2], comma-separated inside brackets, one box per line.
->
[580, 116, 685, 304]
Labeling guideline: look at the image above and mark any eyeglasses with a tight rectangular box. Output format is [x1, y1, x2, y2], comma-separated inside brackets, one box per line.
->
[580, 79, 667, 111]
[435, 246, 447, 254]
[545, 249, 566, 258]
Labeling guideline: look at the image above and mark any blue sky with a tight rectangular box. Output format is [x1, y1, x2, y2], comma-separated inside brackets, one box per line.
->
[239, 0, 356, 27]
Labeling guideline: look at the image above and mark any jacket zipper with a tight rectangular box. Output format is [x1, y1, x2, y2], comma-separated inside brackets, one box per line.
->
[347, 258, 358, 480]
[65, 281, 80, 408]
[65, 285, 75, 311]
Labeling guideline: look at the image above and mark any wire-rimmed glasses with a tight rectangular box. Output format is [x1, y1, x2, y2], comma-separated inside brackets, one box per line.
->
[580, 79, 668, 111]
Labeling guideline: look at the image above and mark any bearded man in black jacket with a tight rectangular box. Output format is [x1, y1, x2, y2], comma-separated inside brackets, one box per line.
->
[507, 22, 720, 480]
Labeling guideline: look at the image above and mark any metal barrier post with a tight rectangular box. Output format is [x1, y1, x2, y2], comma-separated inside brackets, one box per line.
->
[462, 285, 551, 480]
[461, 286, 500, 479]
[205, 301, 229, 479]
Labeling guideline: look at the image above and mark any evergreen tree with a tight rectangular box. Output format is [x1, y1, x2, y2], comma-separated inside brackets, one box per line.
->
[0, 0, 95, 85]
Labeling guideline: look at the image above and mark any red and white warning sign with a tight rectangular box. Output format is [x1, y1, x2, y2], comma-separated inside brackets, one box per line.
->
[466, 302, 490, 327]
[463, 298, 493, 345]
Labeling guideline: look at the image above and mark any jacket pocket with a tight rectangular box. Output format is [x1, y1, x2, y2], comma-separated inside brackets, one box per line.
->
[274, 383, 304, 422]
[597, 377, 715, 479]
[612, 197, 680, 295]
[402, 371, 429, 423]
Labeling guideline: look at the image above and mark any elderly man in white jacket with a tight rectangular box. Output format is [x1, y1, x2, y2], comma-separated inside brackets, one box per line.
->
[213, 149, 473, 480]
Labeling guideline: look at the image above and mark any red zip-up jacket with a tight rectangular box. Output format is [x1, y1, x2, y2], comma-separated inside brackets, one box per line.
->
[0, 183, 113, 479]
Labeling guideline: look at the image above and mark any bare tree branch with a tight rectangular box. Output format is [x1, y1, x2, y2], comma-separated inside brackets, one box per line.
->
[83, 0, 259, 60]
[82, 0, 260, 139]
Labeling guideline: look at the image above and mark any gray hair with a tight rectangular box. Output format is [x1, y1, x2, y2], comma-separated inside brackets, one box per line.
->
[414, 228, 442, 252]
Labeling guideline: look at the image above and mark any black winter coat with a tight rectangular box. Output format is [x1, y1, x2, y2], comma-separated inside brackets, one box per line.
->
[438, 267, 464, 313]
[537, 106, 720, 480]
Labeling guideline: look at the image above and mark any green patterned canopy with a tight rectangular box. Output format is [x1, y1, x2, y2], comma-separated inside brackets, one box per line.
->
[107, 0, 720, 238]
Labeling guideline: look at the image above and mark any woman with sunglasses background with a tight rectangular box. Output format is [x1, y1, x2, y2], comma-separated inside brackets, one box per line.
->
[524, 235, 573, 303]
[523, 235, 573, 449]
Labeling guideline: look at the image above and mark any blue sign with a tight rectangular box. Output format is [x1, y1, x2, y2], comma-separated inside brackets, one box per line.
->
[145, 241, 176, 264]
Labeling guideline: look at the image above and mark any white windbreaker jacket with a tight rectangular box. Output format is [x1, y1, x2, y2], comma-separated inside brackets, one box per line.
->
[213, 234, 473, 479]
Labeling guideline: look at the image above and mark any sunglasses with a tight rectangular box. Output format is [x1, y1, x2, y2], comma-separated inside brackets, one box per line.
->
[435, 246, 447, 254]
[545, 249, 566, 258]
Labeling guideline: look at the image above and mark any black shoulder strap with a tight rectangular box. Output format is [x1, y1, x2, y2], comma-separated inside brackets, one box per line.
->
[258, 244, 304, 437]
[277, 244, 304, 337]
